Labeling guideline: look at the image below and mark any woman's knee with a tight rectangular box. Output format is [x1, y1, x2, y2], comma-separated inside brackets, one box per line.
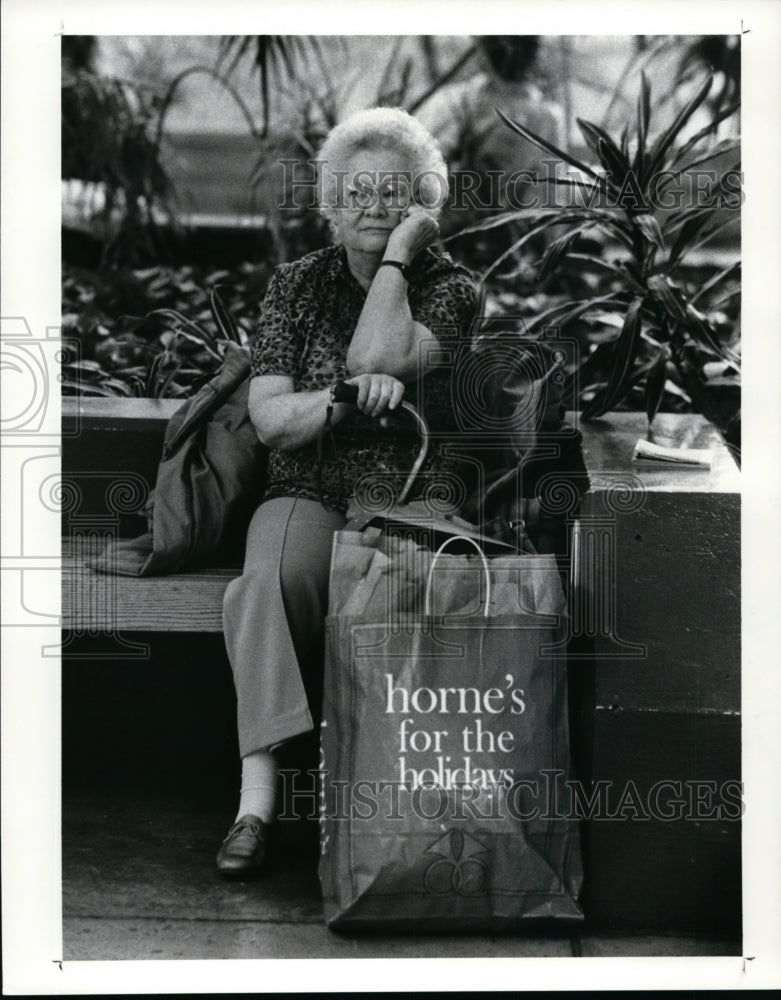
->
[223, 569, 274, 627]
[278, 540, 332, 610]
[224, 538, 329, 617]
[230, 497, 342, 614]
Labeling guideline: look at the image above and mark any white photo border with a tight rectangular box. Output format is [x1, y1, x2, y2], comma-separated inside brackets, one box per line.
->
[2, 0, 780, 992]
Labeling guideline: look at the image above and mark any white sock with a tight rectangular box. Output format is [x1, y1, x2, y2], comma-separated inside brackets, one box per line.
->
[236, 748, 278, 824]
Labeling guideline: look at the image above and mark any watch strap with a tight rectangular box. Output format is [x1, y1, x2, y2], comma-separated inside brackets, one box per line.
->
[379, 259, 412, 281]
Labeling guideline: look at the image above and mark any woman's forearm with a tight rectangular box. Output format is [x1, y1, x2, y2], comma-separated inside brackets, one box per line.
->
[249, 372, 406, 451]
[250, 384, 348, 451]
[347, 212, 442, 381]
[346, 268, 427, 381]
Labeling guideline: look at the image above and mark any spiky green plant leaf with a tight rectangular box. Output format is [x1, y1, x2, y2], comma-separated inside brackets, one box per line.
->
[635, 71, 651, 176]
[665, 212, 720, 268]
[495, 108, 603, 181]
[565, 253, 646, 291]
[440, 208, 559, 243]
[634, 213, 665, 252]
[645, 348, 668, 424]
[217, 36, 323, 136]
[645, 74, 714, 178]
[582, 297, 645, 419]
[537, 174, 610, 206]
[690, 261, 740, 306]
[480, 214, 619, 282]
[146, 309, 216, 348]
[564, 341, 616, 397]
[620, 124, 631, 164]
[209, 287, 242, 344]
[524, 293, 627, 334]
[670, 100, 741, 167]
[671, 216, 736, 270]
[661, 204, 709, 237]
[535, 227, 596, 281]
[648, 274, 688, 323]
[577, 119, 630, 185]
[684, 303, 740, 366]
[668, 139, 741, 179]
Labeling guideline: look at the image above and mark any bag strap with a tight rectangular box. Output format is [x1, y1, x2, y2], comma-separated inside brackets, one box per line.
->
[424, 535, 491, 618]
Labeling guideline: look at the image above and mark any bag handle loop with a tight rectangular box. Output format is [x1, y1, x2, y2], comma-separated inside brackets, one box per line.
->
[424, 536, 491, 619]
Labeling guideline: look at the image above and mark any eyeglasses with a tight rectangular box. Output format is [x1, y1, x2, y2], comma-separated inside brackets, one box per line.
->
[342, 176, 411, 211]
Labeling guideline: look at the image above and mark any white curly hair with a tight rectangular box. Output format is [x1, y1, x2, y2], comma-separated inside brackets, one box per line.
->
[316, 106, 448, 235]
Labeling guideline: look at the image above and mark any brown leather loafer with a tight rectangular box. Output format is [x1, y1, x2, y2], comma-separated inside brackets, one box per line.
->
[216, 814, 269, 879]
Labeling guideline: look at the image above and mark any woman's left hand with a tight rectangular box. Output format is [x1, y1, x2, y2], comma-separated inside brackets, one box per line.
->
[344, 372, 405, 418]
[385, 207, 439, 262]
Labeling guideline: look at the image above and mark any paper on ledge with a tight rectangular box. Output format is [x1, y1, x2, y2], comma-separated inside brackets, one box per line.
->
[632, 438, 714, 468]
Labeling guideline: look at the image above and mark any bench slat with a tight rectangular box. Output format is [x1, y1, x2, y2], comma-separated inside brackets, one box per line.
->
[62, 539, 239, 632]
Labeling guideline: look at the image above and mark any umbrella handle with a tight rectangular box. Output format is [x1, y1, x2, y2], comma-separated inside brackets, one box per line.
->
[424, 536, 491, 618]
[397, 401, 429, 504]
[333, 383, 429, 505]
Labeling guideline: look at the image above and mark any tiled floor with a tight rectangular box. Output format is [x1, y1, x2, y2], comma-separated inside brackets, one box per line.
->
[63, 794, 741, 961]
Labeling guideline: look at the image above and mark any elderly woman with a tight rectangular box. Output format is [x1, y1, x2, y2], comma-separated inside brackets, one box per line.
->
[216, 107, 478, 877]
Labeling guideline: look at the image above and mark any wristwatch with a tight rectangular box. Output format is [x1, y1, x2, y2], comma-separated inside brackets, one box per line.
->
[378, 259, 412, 281]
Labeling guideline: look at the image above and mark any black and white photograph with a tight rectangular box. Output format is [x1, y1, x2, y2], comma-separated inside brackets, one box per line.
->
[2, 0, 781, 993]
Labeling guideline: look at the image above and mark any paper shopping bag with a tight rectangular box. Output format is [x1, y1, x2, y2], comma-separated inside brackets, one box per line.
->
[318, 534, 583, 930]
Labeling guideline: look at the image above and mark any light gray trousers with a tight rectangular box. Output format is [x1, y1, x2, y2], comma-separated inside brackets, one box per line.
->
[222, 497, 346, 757]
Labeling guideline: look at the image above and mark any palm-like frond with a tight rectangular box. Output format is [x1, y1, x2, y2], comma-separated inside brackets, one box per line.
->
[217, 36, 323, 136]
[471, 64, 741, 436]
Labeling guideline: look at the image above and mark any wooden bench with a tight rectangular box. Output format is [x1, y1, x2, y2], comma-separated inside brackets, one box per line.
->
[61, 398, 230, 632]
[61, 398, 741, 933]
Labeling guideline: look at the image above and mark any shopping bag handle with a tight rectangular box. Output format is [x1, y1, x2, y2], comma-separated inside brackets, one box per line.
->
[424, 536, 491, 618]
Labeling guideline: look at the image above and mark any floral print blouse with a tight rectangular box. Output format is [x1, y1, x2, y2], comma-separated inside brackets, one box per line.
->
[250, 244, 479, 512]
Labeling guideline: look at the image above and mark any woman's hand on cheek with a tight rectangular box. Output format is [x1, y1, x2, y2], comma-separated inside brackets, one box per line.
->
[385, 207, 439, 262]
[346, 373, 405, 417]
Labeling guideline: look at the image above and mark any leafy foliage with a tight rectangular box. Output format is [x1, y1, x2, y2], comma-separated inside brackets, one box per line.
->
[454, 71, 741, 456]
[62, 67, 174, 264]
[61, 262, 271, 398]
[218, 36, 325, 137]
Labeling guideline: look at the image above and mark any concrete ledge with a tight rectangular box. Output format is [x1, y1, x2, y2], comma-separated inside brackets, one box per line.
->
[571, 412, 740, 933]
